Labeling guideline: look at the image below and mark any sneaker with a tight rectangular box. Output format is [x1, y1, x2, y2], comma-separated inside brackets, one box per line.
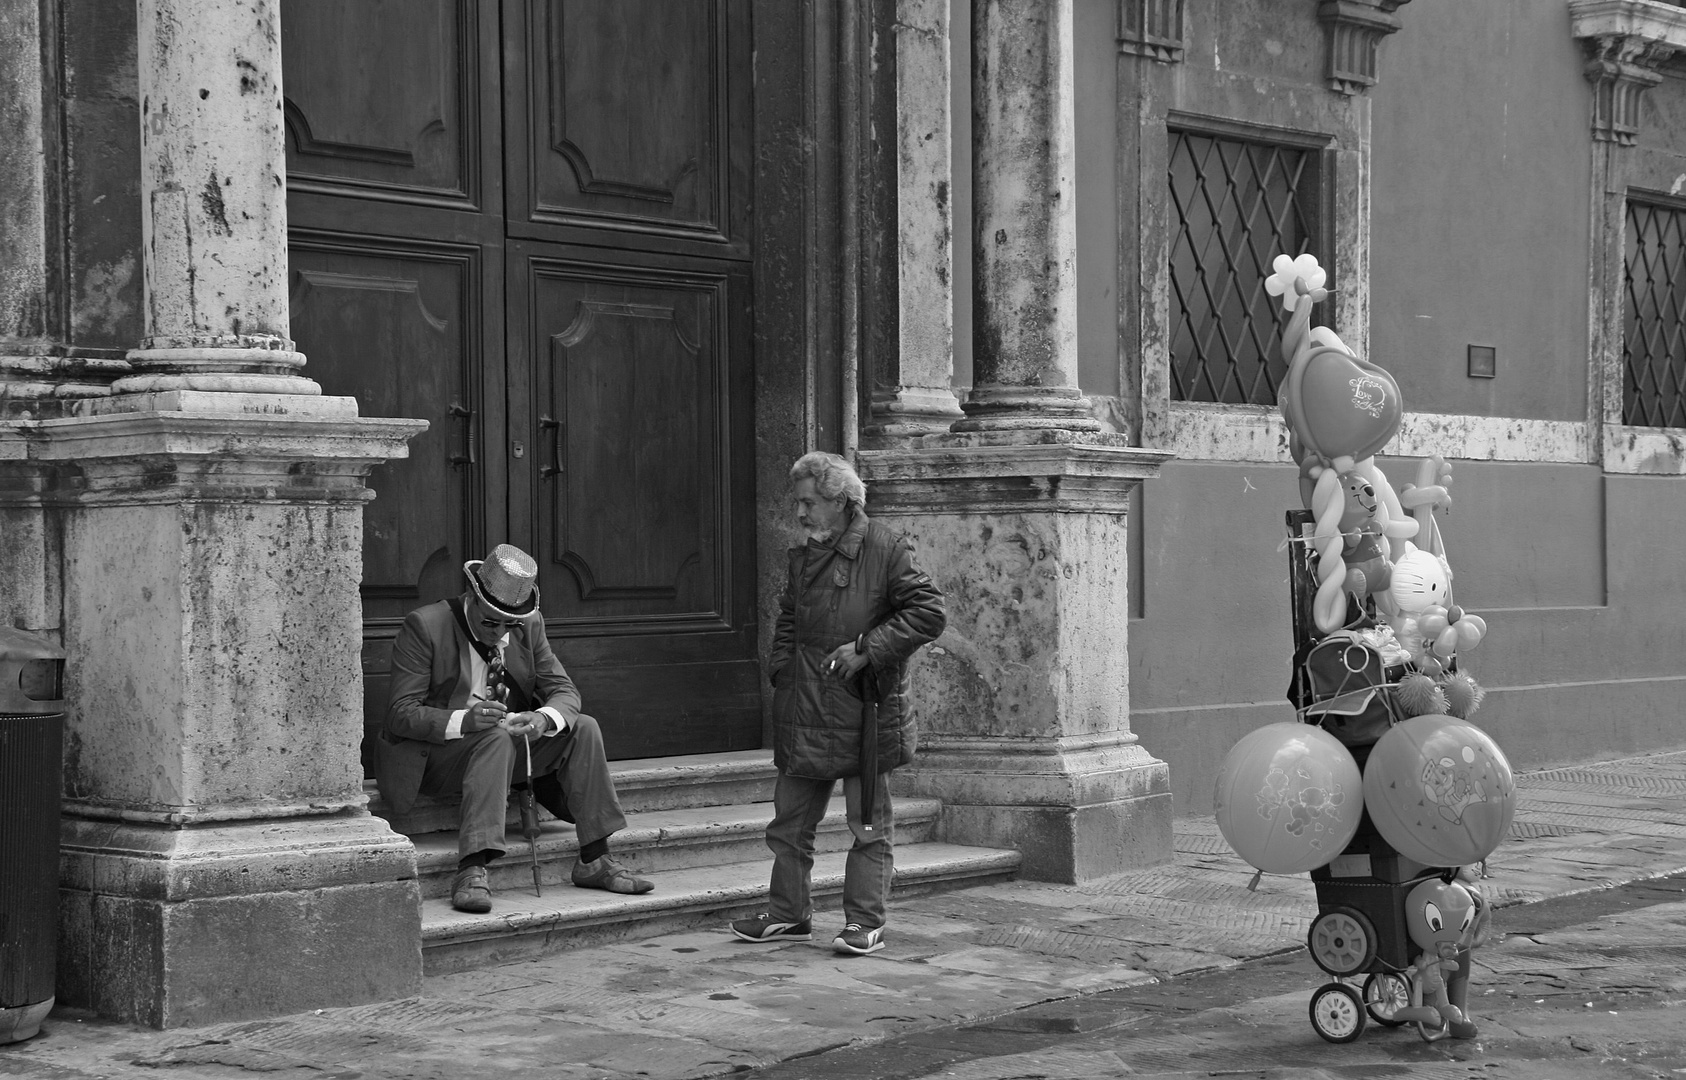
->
[832, 923, 885, 955]
[730, 913, 812, 942]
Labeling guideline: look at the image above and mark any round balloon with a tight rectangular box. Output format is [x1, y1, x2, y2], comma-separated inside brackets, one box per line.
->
[1214, 722, 1363, 874]
[1362, 715, 1516, 866]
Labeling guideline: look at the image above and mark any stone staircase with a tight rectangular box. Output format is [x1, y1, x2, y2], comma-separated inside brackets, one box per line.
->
[367, 749, 1022, 975]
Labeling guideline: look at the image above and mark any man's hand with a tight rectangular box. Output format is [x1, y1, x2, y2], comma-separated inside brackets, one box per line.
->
[503, 711, 552, 737]
[823, 642, 870, 681]
[462, 700, 507, 733]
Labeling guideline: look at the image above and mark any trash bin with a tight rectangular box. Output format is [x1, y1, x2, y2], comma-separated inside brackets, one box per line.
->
[0, 628, 65, 1045]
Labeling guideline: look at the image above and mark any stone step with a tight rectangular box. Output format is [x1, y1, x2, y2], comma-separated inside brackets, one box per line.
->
[410, 795, 942, 899]
[420, 841, 1023, 975]
[366, 749, 780, 836]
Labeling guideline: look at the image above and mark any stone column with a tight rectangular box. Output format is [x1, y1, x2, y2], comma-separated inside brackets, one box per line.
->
[862, 0, 966, 445]
[0, 0, 432, 1027]
[119, 0, 312, 394]
[1, 0, 57, 403]
[859, 0, 1173, 883]
[956, 0, 1097, 433]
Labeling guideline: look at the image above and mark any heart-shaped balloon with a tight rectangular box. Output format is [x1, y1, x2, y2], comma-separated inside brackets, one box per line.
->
[1287, 346, 1404, 465]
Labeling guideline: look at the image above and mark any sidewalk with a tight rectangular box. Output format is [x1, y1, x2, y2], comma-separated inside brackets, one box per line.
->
[5, 750, 1685, 1080]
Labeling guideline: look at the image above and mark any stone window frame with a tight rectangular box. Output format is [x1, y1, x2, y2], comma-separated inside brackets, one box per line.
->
[1131, 1, 1597, 469]
[1574, 0, 1686, 475]
[1136, 104, 1367, 464]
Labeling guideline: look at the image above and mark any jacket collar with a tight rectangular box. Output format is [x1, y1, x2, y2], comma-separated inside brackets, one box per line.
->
[833, 504, 869, 559]
[787, 503, 870, 560]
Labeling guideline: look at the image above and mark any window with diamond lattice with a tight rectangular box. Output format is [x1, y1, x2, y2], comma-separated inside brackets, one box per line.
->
[1623, 199, 1686, 429]
[1168, 129, 1327, 405]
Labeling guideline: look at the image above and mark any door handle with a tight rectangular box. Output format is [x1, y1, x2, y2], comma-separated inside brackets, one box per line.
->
[448, 402, 475, 466]
[538, 414, 562, 479]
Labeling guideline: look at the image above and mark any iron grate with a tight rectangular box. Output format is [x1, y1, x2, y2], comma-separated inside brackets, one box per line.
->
[1623, 199, 1686, 428]
[1168, 129, 1326, 405]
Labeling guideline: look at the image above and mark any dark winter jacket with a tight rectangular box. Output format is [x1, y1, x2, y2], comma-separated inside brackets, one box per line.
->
[769, 506, 946, 779]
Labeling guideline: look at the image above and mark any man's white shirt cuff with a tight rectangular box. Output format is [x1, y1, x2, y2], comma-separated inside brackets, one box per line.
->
[445, 710, 466, 740]
[538, 706, 567, 736]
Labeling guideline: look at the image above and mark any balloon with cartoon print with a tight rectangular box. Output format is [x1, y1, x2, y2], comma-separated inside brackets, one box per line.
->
[1214, 722, 1363, 875]
[1362, 715, 1517, 866]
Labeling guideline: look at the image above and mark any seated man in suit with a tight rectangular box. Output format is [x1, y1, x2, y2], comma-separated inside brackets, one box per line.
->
[379, 543, 654, 913]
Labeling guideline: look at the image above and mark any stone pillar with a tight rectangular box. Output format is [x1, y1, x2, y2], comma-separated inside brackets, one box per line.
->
[862, 0, 966, 445]
[1, 0, 57, 404]
[860, 0, 1174, 883]
[29, 406, 425, 1027]
[120, 0, 312, 394]
[956, 0, 1097, 433]
[0, 0, 432, 1028]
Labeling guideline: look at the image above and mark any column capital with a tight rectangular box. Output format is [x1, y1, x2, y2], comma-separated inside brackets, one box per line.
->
[1316, 0, 1412, 96]
[1570, 0, 1686, 146]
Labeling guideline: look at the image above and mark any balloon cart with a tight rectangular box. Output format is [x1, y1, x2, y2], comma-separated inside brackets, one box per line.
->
[1212, 253, 1517, 1049]
[1283, 507, 1455, 1043]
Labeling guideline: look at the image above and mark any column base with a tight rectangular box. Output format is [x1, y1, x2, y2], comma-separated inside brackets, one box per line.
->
[57, 812, 421, 1028]
[0, 999, 52, 1045]
[953, 386, 1102, 433]
[861, 386, 967, 446]
[893, 737, 1172, 882]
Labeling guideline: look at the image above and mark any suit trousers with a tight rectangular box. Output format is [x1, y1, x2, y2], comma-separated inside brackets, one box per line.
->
[415, 713, 628, 861]
[765, 770, 895, 931]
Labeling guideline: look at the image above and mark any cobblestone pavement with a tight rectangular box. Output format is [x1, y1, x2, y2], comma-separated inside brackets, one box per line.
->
[3, 750, 1684, 1080]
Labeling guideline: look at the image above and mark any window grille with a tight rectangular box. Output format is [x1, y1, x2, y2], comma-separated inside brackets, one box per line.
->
[1168, 129, 1327, 405]
[1119, 0, 1184, 63]
[1622, 198, 1686, 428]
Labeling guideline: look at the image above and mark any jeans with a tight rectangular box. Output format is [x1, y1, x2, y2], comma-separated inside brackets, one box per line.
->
[765, 770, 895, 930]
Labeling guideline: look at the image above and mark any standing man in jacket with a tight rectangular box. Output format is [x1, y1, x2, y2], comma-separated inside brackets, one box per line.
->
[731, 452, 946, 955]
[379, 544, 654, 913]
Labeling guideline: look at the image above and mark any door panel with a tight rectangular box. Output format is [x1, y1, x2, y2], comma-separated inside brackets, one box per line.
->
[281, 0, 481, 205]
[508, 245, 760, 758]
[288, 238, 505, 765]
[290, 241, 492, 621]
[505, 0, 752, 254]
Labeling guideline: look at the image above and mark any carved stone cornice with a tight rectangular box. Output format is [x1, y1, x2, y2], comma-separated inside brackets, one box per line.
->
[1570, 0, 1686, 146]
[1317, 0, 1412, 96]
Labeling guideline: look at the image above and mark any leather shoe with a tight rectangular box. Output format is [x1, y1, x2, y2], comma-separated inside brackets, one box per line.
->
[571, 854, 653, 894]
[451, 865, 492, 913]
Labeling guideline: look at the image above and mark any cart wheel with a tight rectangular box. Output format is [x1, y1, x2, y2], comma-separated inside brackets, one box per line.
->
[1309, 982, 1368, 1044]
[1307, 906, 1378, 976]
[1362, 972, 1411, 1026]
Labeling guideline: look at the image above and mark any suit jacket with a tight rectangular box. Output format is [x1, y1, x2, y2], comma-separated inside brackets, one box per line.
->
[377, 598, 583, 815]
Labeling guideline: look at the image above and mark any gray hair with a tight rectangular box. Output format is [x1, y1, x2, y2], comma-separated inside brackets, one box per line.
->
[790, 451, 866, 507]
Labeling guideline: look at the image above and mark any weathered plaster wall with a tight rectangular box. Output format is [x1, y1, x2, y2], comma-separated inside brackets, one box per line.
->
[1131, 459, 1686, 815]
[1370, 0, 1591, 422]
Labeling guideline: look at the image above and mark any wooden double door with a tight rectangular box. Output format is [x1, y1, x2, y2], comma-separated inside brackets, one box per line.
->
[281, 1, 762, 760]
